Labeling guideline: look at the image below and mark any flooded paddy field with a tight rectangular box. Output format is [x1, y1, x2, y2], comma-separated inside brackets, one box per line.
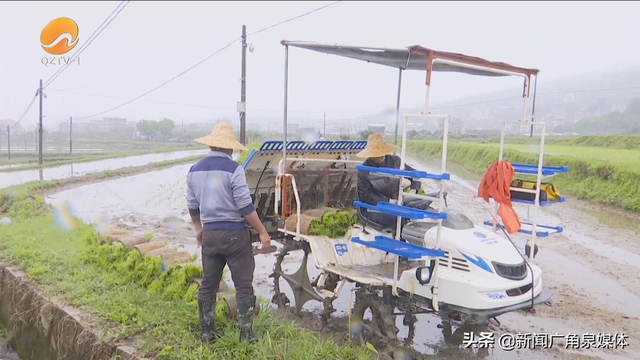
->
[0, 149, 207, 190]
[42, 158, 640, 360]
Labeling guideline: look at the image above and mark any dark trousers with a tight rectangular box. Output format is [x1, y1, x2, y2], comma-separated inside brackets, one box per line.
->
[197, 228, 255, 302]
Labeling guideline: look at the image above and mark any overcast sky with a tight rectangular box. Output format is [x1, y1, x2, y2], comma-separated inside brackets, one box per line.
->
[1, 1, 639, 130]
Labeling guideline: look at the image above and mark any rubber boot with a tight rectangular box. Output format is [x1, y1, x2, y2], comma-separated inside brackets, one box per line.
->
[198, 297, 222, 343]
[237, 296, 258, 344]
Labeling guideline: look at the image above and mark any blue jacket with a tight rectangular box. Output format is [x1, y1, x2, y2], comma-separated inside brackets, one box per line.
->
[186, 150, 255, 231]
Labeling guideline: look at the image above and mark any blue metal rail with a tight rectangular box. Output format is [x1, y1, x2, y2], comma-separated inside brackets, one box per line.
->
[351, 236, 446, 259]
[356, 165, 450, 181]
[353, 201, 448, 220]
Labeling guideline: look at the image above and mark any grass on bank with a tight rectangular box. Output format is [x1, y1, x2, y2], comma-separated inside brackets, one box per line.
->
[407, 140, 640, 213]
[475, 143, 640, 169]
[0, 150, 373, 360]
[1, 139, 258, 173]
[482, 134, 640, 150]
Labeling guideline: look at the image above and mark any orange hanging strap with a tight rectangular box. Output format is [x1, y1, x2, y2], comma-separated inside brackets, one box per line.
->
[478, 160, 521, 234]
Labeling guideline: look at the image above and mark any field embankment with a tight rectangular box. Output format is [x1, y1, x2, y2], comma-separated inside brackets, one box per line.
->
[0, 147, 373, 360]
[407, 138, 640, 213]
[481, 134, 640, 149]
[0, 139, 199, 172]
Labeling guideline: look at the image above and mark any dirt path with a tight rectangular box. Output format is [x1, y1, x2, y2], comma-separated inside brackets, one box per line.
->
[43, 159, 640, 360]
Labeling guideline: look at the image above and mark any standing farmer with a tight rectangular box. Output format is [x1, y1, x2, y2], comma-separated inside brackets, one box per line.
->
[186, 122, 271, 344]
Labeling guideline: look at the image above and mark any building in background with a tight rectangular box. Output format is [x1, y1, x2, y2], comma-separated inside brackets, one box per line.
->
[102, 117, 127, 131]
[56, 117, 130, 133]
[368, 124, 385, 134]
[0, 119, 21, 132]
[72, 120, 103, 133]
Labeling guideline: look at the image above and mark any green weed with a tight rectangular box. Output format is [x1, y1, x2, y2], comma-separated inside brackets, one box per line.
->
[483, 135, 640, 150]
[407, 140, 640, 213]
[0, 171, 372, 360]
[236, 142, 263, 165]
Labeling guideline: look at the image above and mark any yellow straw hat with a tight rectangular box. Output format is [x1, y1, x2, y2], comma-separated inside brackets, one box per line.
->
[194, 122, 247, 151]
[356, 133, 399, 158]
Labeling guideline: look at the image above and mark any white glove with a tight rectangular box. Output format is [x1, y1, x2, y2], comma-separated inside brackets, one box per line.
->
[401, 178, 411, 190]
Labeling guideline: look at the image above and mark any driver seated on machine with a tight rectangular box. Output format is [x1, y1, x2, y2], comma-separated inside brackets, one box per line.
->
[355, 134, 432, 233]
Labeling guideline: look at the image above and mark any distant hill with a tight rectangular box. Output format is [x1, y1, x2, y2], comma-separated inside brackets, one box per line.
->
[554, 97, 640, 134]
[338, 66, 640, 132]
[244, 66, 640, 136]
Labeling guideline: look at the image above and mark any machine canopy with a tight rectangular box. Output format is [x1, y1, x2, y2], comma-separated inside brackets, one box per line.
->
[281, 40, 539, 79]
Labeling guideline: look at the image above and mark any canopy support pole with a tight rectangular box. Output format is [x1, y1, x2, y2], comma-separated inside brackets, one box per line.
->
[530, 74, 538, 137]
[394, 68, 403, 145]
[424, 53, 434, 114]
[282, 45, 289, 174]
[520, 76, 529, 136]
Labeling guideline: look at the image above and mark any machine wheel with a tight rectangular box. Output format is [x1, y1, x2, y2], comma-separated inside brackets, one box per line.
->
[217, 293, 260, 319]
[217, 293, 238, 320]
[350, 288, 400, 351]
[270, 241, 337, 321]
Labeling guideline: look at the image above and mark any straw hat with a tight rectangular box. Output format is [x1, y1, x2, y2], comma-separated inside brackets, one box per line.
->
[194, 122, 247, 151]
[356, 133, 399, 158]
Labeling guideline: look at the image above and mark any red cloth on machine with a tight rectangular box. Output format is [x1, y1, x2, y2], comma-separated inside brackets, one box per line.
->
[478, 160, 521, 234]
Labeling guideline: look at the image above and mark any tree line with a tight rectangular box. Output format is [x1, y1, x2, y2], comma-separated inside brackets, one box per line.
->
[136, 118, 176, 141]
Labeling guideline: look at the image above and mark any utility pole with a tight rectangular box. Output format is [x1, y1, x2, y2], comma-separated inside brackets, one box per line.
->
[323, 112, 326, 138]
[38, 79, 43, 165]
[182, 118, 184, 136]
[69, 116, 73, 155]
[7, 125, 10, 160]
[24, 129, 26, 151]
[239, 24, 247, 145]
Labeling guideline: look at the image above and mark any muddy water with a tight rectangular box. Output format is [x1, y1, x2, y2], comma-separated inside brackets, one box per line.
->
[0, 149, 207, 190]
[44, 159, 640, 360]
[0, 339, 20, 360]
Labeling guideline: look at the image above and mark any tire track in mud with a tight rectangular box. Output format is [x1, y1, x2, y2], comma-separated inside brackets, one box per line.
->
[44, 159, 640, 360]
[409, 159, 640, 360]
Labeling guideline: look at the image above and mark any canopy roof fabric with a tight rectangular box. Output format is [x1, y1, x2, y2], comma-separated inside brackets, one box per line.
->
[281, 40, 539, 79]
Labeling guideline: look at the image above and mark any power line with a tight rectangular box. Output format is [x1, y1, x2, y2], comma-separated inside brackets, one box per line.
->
[58, 83, 640, 120]
[247, 1, 343, 37]
[431, 96, 522, 110]
[43, 1, 130, 89]
[73, 1, 342, 120]
[539, 86, 640, 95]
[52, 88, 380, 114]
[64, 2, 345, 92]
[50, 89, 232, 110]
[6, 2, 128, 131]
[74, 37, 241, 120]
[11, 91, 39, 127]
[61, 51, 216, 91]
[44, 1, 128, 88]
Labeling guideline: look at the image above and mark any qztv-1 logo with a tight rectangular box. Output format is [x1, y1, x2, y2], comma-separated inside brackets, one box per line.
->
[40, 17, 81, 67]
